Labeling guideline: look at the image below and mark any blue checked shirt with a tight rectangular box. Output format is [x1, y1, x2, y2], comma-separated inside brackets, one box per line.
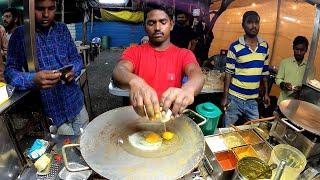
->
[4, 22, 84, 127]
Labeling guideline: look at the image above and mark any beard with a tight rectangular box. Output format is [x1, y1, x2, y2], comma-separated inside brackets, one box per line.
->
[4, 22, 15, 31]
[295, 55, 304, 62]
[244, 27, 259, 38]
[245, 31, 258, 38]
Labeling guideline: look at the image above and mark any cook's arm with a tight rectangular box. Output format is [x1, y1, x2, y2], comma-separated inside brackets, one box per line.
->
[182, 63, 204, 96]
[113, 60, 140, 89]
[113, 60, 160, 119]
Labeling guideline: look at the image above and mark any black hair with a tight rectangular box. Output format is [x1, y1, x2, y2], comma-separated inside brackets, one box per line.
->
[242, 11, 260, 24]
[143, 2, 174, 23]
[293, 36, 309, 49]
[175, 9, 188, 17]
[3, 7, 19, 19]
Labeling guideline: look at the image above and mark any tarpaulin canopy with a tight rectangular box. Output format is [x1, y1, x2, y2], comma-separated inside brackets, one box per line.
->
[98, 9, 144, 23]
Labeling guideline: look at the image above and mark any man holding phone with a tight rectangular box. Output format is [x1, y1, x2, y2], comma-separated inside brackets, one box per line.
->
[4, 0, 88, 135]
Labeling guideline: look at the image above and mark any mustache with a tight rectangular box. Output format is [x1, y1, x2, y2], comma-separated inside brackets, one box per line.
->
[153, 31, 164, 36]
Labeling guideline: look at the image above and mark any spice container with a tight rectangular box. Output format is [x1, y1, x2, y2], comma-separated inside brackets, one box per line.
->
[238, 130, 263, 145]
[222, 132, 246, 149]
[233, 145, 259, 160]
[252, 142, 272, 162]
[205, 135, 228, 153]
[215, 151, 238, 171]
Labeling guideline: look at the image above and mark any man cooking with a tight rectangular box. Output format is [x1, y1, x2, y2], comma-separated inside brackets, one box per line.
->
[276, 36, 314, 105]
[113, 3, 204, 120]
[4, 0, 88, 135]
[222, 11, 270, 127]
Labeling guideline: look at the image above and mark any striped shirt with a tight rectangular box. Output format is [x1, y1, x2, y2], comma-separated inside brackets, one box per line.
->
[225, 36, 270, 100]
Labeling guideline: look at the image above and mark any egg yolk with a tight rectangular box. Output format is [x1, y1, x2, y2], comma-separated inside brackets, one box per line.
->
[145, 132, 161, 143]
[162, 131, 175, 140]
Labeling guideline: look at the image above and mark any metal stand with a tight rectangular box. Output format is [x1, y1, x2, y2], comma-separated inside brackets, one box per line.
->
[301, 4, 320, 106]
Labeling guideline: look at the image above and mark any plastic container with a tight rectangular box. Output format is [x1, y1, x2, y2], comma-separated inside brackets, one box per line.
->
[268, 144, 306, 180]
[196, 102, 222, 135]
[101, 36, 110, 49]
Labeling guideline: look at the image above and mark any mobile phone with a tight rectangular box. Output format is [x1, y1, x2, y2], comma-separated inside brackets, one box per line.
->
[56, 64, 73, 75]
[54, 65, 74, 82]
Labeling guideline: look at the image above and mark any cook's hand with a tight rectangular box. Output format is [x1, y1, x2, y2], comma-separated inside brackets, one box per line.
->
[129, 78, 160, 120]
[160, 87, 194, 116]
[33, 70, 61, 89]
[64, 70, 75, 83]
[263, 94, 271, 107]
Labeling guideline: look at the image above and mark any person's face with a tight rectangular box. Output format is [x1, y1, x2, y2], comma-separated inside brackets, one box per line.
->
[293, 44, 307, 62]
[35, 0, 56, 28]
[144, 9, 173, 46]
[2, 12, 16, 30]
[176, 14, 187, 25]
[242, 15, 260, 37]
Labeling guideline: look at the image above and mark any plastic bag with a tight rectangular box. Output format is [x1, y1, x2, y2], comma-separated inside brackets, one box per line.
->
[0, 82, 15, 105]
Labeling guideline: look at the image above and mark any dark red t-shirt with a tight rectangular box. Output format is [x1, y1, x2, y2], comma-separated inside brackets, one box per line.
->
[121, 43, 199, 98]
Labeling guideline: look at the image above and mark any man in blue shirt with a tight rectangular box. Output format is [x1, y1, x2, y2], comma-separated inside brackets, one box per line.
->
[4, 0, 88, 135]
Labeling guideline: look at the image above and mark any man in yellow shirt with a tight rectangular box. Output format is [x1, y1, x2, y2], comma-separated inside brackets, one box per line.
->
[276, 36, 314, 104]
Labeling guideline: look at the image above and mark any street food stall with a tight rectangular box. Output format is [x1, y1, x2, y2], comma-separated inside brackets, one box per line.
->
[2, 0, 320, 180]
[0, 0, 93, 179]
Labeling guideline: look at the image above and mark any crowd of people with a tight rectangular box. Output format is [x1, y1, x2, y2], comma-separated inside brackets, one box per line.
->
[0, 0, 313, 136]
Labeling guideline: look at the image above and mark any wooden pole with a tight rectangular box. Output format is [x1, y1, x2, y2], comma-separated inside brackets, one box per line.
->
[91, 8, 94, 33]
[62, 0, 65, 22]
[23, 0, 38, 71]
[82, 12, 87, 44]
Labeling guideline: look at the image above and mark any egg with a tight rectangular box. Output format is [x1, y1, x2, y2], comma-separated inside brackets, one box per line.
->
[145, 132, 161, 143]
[162, 131, 175, 140]
[128, 131, 162, 151]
